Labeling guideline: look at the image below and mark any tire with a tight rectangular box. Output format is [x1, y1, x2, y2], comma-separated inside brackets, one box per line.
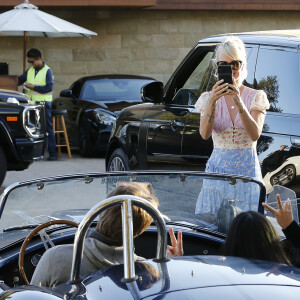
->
[270, 164, 296, 187]
[0, 145, 7, 186]
[79, 117, 95, 157]
[107, 148, 129, 171]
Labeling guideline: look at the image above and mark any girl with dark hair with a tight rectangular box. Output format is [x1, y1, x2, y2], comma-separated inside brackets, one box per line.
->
[222, 211, 290, 265]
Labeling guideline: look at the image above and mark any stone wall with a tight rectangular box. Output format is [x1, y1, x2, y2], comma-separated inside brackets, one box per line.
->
[0, 9, 300, 97]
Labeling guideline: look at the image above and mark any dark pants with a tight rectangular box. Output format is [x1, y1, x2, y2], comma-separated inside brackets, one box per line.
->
[44, 101, 57, 158]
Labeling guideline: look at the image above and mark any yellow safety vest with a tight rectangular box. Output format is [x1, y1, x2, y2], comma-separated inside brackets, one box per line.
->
[25, 64, 53, 102]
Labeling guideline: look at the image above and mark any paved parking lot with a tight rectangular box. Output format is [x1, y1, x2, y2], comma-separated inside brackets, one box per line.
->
[0, 152, 106, 194]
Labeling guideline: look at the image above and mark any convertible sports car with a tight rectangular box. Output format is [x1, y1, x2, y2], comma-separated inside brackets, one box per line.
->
[0, 171, 299, 299]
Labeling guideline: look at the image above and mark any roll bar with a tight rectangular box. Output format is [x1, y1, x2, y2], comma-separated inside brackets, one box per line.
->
[69, 195, 168, 284]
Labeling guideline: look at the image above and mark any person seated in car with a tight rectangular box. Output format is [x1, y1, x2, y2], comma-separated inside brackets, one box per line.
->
[30, 182, 159, 288]
[221, 211, 290, 264]
[167, 211, 290, 265]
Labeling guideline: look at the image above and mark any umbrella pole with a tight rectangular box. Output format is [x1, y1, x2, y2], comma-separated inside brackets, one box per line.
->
[23, 31, 27, 73]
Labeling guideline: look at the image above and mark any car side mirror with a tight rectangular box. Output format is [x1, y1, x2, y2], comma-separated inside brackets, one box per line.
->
[141, 81, 163, 103]
[60, 89, 72, 98]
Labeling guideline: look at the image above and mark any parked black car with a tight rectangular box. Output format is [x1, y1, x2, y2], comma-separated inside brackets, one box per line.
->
[106, 30, 300, 196]
[0, 89, 45, 186]
[52, 74, 155, 156]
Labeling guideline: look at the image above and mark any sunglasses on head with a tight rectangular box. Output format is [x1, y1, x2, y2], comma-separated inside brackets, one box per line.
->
[216, 60, 243, 70]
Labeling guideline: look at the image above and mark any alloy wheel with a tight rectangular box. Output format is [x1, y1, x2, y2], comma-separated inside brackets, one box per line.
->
[109, 157, 126, 171]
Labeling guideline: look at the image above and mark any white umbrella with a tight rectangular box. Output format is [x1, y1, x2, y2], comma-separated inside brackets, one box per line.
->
[0, 0, 97, 71]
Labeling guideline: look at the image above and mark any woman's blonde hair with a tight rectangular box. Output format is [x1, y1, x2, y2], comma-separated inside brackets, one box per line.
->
[96, 182, 159, 245]
[215, 36, 248, 85]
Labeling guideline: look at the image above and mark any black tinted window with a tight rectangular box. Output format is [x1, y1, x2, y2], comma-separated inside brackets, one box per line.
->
[81, 79, 152, 101]
[255, 47, 300, 114]
[166, 46, 215, 105]
[171, 51, 214, 106]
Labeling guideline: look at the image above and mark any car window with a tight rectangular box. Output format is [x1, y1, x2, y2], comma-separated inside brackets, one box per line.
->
[243, 46, 258, 88]
[81, 79, 153, 101]
[255, 47, 300, 114]
[171, 51, 214, 106]
[169, 45, 257, 107]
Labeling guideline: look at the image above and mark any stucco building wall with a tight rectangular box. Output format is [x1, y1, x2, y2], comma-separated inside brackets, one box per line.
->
[0, 9, 299, 97]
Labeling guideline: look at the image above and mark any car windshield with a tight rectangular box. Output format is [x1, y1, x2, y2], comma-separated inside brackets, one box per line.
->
[81, 78, 153, 101]
[0, 172, 270, 246]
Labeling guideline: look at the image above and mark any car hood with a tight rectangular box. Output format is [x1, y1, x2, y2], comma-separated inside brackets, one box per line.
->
[2, 256, 300, 299]
[0, 89, 29, 104]
[80, 256, 300, 299]
[81, 98, 143, 114]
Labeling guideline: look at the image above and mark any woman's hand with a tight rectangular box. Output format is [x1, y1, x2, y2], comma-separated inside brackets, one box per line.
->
[262, 194, 293, 229]
[209, 80, 230, 103]
[166, 227, 183, 257]
[199, 79, 230, 140]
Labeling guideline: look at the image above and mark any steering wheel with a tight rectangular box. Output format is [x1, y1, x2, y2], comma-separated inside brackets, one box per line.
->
[18, 220, 78, 284]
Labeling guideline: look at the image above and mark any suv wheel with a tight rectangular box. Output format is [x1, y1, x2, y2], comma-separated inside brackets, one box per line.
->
[107, 148, 129, 171]
[0, 145, 7, 186]
[270, 164, 296, 186]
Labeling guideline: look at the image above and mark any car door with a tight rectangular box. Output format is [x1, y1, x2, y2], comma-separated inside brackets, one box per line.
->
[254, 45, 300, 195]
[142, 104, 188, 169]
[180, 45, 259, 170]
[142, 46, 215, 170]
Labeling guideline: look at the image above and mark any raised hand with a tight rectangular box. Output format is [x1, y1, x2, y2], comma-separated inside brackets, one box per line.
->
[166, 227, 183, 257]
[209, 80, 230, 103]
[262, 194, 293, 229]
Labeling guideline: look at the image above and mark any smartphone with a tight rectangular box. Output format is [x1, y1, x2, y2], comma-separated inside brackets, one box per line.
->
[217, 65, 233, 85]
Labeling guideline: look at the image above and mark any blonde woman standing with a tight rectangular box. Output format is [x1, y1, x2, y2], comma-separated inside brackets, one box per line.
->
[195, 37, 269, 216]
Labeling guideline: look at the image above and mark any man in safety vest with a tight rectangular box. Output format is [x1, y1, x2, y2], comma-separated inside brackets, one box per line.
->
[18, 48, 58, 161]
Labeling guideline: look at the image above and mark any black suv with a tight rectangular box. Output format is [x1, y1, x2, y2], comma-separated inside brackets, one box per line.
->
[106, 30, 300, 195]
[0, 89, 45, 186]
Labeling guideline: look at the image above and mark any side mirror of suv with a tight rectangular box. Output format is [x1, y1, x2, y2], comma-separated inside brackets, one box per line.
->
[141, 81, 164, 103]
[60, 89, 72, 97]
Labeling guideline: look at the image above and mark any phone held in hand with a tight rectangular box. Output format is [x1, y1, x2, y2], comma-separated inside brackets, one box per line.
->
[217, 65, 233, 85]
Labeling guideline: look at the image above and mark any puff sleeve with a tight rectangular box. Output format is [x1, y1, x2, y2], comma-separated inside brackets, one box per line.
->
[250, 90, 270, 114]
[194, 92, 210, 116]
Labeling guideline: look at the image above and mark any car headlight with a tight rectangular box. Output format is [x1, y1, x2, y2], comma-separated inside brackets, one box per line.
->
[94, 110, 116, 126]
[23, 106, 43, 138]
